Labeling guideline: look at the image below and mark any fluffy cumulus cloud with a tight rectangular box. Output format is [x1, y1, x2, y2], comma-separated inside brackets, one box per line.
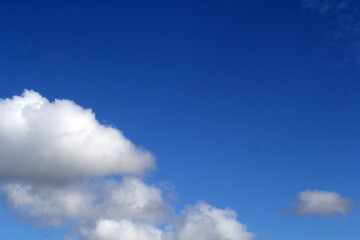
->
[0, 90, 154, 183]
[2, 178, 172, 226]
[175, 203, 254, 240]
[0, 90, 254, 240]
[80, 203, 254, 240]
[81, 220, 164, 240]
[294, 190, 354, 217]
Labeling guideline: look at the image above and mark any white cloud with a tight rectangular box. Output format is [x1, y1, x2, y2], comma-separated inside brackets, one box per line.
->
[0, 90, 255, 240]
[294, 189, 354, 217]
[2, 178, 172, 226]
[79, 203, 255, 240]
[0, 90, 154, 183]
[3, 183, 96, 226]
[175, 203, 255, 240]
[81, 219, 164, 240]
[3, 181, 255, 240]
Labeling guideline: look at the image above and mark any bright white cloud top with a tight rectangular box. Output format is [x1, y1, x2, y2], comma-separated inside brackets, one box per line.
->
[81, 219, 165, 240]
[0, 90, 254, 240]
[175, 203, 254, 240]
[294, 190, 354, 217]
[0, 90, 154, 183]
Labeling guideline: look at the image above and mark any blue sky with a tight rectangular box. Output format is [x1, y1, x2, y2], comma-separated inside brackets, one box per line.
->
[0, 0, 359, 239]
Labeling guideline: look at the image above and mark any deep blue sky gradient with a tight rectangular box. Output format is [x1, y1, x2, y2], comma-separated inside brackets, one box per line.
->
[0, 1, 359, 239]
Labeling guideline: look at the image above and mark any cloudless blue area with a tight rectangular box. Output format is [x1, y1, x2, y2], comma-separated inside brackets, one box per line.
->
[0, 0, 359, 239]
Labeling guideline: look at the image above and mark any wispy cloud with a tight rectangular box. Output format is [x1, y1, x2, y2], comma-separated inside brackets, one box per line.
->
[0, 90, 255, 240]
[303, 0, 350, 15]
[303, 0, 360, 64]
[293, 189, 354, 217]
